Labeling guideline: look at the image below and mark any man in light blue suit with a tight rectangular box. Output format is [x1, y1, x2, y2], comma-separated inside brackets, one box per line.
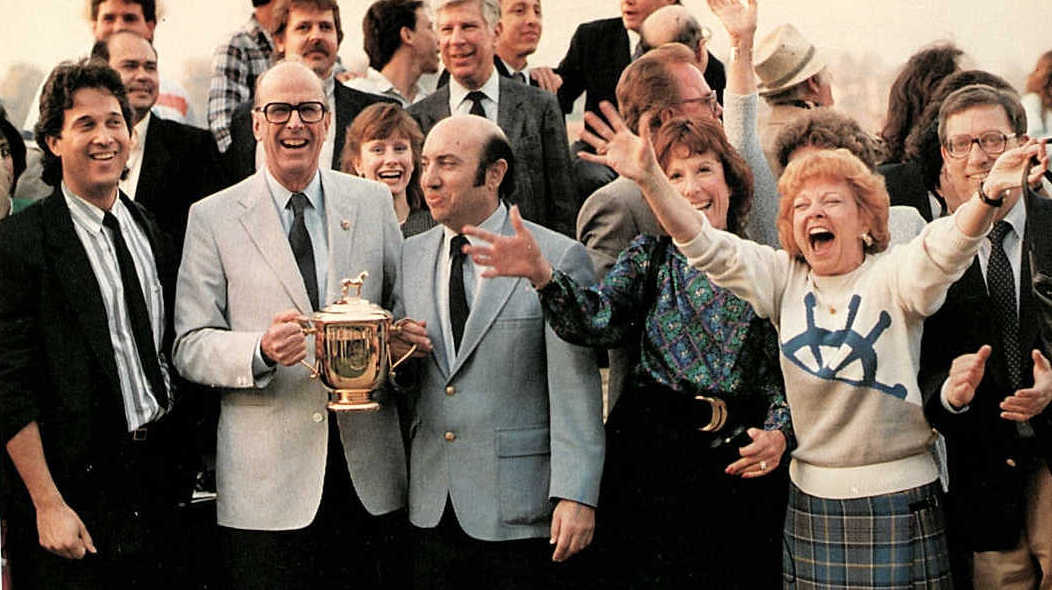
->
[394, 114, 604, 588]
[173, 61, 406, 589]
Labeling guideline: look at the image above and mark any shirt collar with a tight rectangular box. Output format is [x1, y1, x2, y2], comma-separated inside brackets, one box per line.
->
[63, 182, 122, 234]
[322, 74, 336, 102]
[998, 193, 1027, 239]
[498, 56, 526, 77]
[449, 68, 500, 110]
[442, 201, 507, 246]
[248, 14, 274, 49]
[131, 112, 151, 152]
[365, 67, 396, 93]
[264, 167, 324, 213]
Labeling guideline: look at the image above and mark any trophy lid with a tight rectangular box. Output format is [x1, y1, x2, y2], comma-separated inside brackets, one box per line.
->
[312, 272, 392, 322]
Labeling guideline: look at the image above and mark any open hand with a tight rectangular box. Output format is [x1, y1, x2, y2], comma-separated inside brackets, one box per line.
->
[1001, 349, 1052, 421]
[530, 67, 563, 93]
[983, 138, 1049, 206]
[462, 205, 552, 287]
[725, 428, 785, 478]
[708, 0, 757, 42]
[578, 102, 662, 185]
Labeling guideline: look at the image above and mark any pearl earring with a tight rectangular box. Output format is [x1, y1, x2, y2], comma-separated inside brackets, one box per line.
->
[860, 232, 874, 248]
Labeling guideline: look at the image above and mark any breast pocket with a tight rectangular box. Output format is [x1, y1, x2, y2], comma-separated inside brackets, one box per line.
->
[496, 426, 552, 525]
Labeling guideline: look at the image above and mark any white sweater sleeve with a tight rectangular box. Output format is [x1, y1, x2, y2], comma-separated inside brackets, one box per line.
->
[674, 210, 793, 322]
[723, 91, 781, 249]
[884, 211, 986, 317]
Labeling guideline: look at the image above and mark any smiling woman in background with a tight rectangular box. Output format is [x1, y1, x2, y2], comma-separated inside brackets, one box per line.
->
[342, 102, 436, 237]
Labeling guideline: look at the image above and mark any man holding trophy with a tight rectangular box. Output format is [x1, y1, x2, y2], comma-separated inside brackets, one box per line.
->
[173, 60, 406, 589]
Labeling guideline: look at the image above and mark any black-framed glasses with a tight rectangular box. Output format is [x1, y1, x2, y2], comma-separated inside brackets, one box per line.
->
[254, 101, 327, 124]
[944, 131, 1016, 159]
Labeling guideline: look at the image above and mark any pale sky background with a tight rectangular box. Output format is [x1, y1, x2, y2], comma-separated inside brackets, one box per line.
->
[1, 0, 1050, 131]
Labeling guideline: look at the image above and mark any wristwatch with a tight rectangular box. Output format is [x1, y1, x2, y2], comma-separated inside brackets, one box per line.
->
[978, 183, 1004, 207]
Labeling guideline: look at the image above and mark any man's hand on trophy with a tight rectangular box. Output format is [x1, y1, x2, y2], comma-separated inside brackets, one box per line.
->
[393, 318, 432, 359]
[261, 309, 308, 366]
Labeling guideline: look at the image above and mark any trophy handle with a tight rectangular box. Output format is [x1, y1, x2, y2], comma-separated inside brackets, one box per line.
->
[297, 316, 320, 378]
[390, 319, 418, 372]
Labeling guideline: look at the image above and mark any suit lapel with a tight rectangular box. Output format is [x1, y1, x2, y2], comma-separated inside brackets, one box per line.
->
[409, 228, 450, 377]
[320, 169, 358, 305]
[448, 216, 520, 378]
[41, 191, 122, 394]
[135, 117, 167, 208]
[238, 170, 313, 314]
[497, 78, 525, 148]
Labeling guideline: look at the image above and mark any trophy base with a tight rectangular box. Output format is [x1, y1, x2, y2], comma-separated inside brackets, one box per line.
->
[327, 389, 381, 412]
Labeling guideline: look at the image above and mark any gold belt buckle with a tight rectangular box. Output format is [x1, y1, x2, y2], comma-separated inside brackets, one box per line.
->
[694, 395, 727, 432]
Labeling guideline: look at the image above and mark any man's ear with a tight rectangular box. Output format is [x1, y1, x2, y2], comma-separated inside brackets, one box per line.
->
[495, 21, 504, 40]
[44, 134, 62, 159]
[274, 33, 286, 56]
[487, 158, 508, 189]
[401, 25, 414, 46]
[252, 109, 264, 142]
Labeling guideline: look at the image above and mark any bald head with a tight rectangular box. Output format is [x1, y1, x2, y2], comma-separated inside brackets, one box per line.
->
[252, 60, 332, 192]
[421, 115, 515, 230]
[640, 5, 709, 73]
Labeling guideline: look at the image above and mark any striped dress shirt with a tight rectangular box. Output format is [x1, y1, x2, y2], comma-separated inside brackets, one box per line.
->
[63, 185, 169, 431]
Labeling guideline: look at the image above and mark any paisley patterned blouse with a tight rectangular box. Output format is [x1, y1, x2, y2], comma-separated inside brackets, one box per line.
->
[538, 235, 793, 437]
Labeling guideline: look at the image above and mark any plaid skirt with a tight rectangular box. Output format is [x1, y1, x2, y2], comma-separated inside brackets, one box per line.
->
[782, 481, 953, 589]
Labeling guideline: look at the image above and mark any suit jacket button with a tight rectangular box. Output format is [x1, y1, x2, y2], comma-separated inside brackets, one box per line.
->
[444, 431, 456, 442]
[1006, 458, 1017, 468]
[313, 412, 324, 423]
[445, 386, 456, 396]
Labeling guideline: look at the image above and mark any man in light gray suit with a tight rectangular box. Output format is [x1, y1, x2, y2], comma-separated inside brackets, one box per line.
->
[393, 114, 604, 588]
[407, 0, 577, 237]
[173, 61, 406, 589]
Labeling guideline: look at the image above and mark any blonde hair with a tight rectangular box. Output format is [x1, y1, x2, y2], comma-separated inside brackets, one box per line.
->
[775, 149, 890, 260]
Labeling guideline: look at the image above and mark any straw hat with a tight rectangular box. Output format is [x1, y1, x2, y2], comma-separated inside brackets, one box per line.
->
[753, 24, 828, 96]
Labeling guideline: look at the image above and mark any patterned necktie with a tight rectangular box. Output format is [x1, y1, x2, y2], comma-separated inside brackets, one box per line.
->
[101, 212, 169, 408]
[449, 234, 470, 353]
[466, 91, 487, 118]
[987, 220, 1022, 388]
[287, 192, 319, 310]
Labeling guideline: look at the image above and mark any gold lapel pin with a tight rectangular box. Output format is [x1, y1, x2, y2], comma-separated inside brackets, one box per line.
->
[340, 219, 351, 230]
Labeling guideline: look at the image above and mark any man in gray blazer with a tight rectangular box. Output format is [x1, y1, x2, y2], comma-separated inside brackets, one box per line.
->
[407, 0, 577, 237]
[394, 114, 604, 588]
[173, 61, 406, 589]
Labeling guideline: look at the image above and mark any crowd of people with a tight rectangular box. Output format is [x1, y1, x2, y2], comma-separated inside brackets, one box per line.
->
[0, 0, 1050, 589]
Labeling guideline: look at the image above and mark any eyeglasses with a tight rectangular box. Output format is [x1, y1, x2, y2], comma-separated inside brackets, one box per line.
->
[944, 131, 1016, 159]
[254, 101, 327, 124]
[676, 93, 720, 116]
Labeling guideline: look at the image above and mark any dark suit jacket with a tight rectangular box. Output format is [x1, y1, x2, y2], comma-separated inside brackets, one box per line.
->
[879, 160, 935, 222]
[0, 189, 193, 555]
[920, 197, 1052, 552]
[408, 76, 577, 236]
[555, 16, 726, 115]
[436, 55, 538, 89]
[222, 83, 396, 186]
[136, 115, 224, 251]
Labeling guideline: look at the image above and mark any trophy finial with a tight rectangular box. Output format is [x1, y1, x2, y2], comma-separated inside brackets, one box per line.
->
[340, 271, 369, 301]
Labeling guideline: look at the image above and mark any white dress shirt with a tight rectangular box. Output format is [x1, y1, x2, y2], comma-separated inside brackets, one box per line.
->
[119, 113, 151, 201]
[447, 70, 500, 123]
[346, 67, 431, 107]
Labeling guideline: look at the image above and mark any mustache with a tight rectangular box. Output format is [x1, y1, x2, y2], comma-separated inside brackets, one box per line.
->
[304, 40, 331, 55]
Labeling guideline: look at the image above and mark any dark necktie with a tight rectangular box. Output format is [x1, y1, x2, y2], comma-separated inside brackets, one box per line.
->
[101, 212, 169, 408]
[988, 221, 1022, 388]
[287, 192, 319, 310]
[514, 72, 527, 85]
[449, 234, 470, 353]
[466, 91, 487, 117]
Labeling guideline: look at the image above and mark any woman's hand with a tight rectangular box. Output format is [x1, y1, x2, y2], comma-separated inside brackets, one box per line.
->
[982, 137, 1049, 203]
[462, 205, 553, 288]
[725, 428, 786, 478]
[578, 102, 663, 186]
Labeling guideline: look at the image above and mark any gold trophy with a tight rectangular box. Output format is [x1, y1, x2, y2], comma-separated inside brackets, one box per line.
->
[299, 272, 415, 412]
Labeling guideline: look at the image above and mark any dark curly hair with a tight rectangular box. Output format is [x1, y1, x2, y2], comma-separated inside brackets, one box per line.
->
[775, 109, 886, 172]
[903, 70, 1014, 193]
[1, 114, 27, 190]
[35, 59, 133, 187]
[879, 42, 964, 164]
[651, 117, 753, 238]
